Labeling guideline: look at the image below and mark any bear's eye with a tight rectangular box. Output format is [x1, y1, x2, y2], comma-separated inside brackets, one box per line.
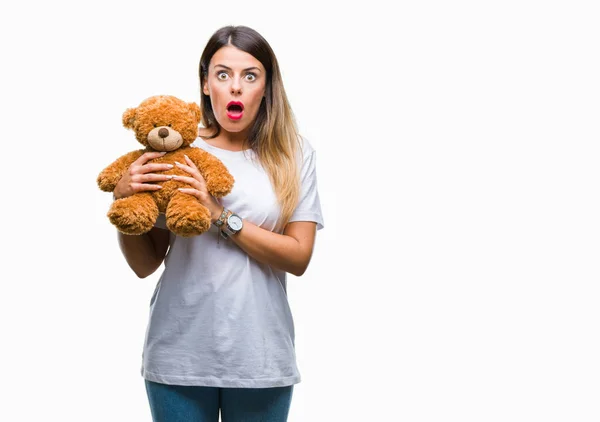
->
[168, 124, 172, 127]
[153, 124, 157, 128]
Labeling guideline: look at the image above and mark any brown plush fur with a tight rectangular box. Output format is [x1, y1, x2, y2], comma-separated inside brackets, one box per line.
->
[97, 95, 234, 237]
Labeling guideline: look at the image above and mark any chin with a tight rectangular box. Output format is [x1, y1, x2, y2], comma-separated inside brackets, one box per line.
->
[220, 123, 248, 134]
[217, 116, 253, 134]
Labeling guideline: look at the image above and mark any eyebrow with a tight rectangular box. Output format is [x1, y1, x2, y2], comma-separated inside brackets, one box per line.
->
[214, 64, 262, 72]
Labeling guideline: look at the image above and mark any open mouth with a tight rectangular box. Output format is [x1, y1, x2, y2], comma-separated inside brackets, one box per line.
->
[226, 101, 244, 120]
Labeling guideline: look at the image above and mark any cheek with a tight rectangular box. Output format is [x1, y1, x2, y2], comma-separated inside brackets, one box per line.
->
[248, 87, 266, 108]
[208, 86, 228, 107]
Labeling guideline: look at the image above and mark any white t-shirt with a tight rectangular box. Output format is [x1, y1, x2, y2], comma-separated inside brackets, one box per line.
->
[140, 136, 324, 388]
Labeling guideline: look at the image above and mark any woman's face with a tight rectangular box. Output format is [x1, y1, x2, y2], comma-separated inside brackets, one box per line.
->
[203, 45, 267, 134]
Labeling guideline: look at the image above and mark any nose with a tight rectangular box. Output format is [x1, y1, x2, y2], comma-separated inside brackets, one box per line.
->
[230, 78, 242, 95]
[158, 128, 169, 138]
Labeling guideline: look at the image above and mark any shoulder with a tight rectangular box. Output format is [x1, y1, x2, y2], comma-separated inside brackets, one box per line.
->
[297, 135, 316, 161]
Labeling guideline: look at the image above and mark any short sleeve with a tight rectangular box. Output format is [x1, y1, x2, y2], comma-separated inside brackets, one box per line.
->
[288, 146, 325, 230]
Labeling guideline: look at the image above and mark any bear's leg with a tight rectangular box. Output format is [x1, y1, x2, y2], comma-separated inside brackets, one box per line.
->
[107, 193, 159, 235]
[165, 192, 211, 237]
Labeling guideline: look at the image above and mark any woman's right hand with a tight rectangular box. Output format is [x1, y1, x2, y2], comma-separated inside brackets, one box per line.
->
[113, 151, 174, 199]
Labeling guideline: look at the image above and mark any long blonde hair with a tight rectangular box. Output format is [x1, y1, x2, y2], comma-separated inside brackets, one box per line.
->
[199, 25, 301, 229]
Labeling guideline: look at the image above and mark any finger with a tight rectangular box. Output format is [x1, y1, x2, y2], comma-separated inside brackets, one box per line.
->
[177, 188, 215, 206]
[174, 160, 193, 173]
[140, 163, 174, 174]
[172, 174, 204, 189]
[131, 182, 163, 192]
[183, 154, 197, 169]
[133, 151, 167, 166]
[177, 187, 200, 198]
[174, 160, 204, 181]
[132, 173, 174, 183]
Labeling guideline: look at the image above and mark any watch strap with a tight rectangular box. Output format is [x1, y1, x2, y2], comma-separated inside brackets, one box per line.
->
[214, 207, 228, 228]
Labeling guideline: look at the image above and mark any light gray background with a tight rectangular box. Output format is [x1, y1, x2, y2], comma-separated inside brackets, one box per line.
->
[1, 0, 598, 421]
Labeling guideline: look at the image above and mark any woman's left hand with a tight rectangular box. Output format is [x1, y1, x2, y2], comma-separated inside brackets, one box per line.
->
[173, 154, 222, 223]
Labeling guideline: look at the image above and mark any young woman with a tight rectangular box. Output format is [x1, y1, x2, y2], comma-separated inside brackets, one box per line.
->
[112, 25, 324, 421]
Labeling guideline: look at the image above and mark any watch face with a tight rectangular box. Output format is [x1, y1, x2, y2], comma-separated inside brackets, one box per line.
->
[228, 215, 243, 231]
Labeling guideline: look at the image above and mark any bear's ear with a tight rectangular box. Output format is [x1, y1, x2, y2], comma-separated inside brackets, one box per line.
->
[122, 107, 137, 129]
[188, 102, 201, 122]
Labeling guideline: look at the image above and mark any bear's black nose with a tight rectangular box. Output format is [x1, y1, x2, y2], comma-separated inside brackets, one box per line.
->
[158, 128, 169, 138]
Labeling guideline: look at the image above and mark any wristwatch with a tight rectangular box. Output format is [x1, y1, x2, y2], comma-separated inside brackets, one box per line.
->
[220, 211, 243, 238]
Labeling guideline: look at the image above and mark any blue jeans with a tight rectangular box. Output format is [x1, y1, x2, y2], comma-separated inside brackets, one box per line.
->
[144, 380, 293, 422]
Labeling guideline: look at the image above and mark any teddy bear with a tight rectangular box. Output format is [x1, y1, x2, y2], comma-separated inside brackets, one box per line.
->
[97, 95, 234, 237]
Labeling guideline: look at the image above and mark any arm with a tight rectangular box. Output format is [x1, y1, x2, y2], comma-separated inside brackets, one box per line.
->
[111, 151, 175, 277]
[227, 220, 317, 277]
[173, 156, 318, 276]
[117, 227, 171, 278]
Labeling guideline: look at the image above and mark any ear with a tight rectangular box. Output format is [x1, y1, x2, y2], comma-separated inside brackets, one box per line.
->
[122, 107, 137, 128]
[189, 102, 201, 122]
[202, 80, 209, 96]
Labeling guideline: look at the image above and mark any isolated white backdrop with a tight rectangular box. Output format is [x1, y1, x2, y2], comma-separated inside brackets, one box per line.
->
[1, 0, 599, 421]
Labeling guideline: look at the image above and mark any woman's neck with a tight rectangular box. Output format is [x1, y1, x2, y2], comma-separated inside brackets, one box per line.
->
[198, 126, 251, 152]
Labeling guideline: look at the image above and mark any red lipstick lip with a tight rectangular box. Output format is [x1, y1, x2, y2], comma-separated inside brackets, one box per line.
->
[226, 101, 244, 110]
[226, 101, 244, 120]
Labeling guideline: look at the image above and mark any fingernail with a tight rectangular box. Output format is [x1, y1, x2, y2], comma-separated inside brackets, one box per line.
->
[184, 154, 189, 159]
[160, 151, 167, 155]
[167, 164, 174, 168]
[175, 161, 182, 165]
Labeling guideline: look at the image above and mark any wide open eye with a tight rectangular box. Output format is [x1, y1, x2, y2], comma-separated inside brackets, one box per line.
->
[245, 73, 257, 82]
[217, 71, 229, 81]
